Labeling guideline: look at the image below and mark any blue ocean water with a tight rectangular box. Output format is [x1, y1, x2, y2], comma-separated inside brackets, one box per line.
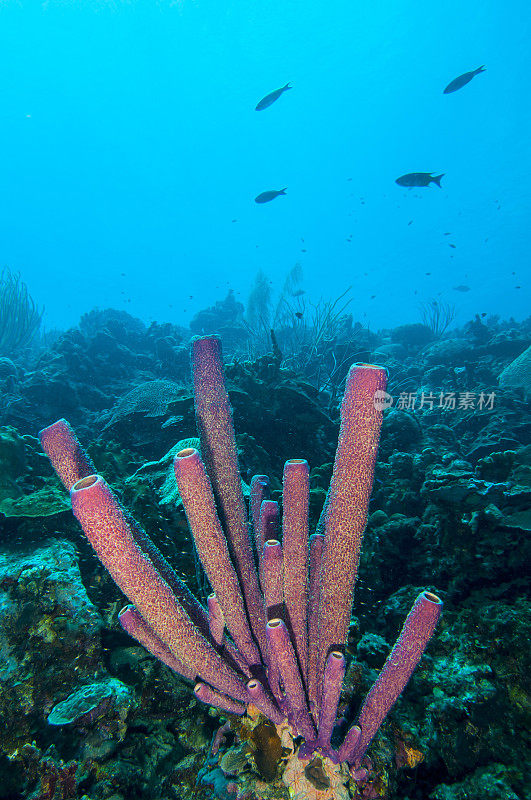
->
[0, 0, 529, 330]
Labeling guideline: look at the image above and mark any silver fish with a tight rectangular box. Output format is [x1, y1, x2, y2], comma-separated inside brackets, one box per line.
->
[395, 172, 444, 188]
[443, 66, 486, 94]
[255, 83, 292, 111]
[254, 188, 287, 204]
[453, 285, 471, 292]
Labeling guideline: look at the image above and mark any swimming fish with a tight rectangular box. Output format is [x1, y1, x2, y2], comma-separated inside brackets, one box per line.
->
[395, 172, 444, 188]
[443, 66, 486, 94]
[255, 83, 292, 111]
[255, 188, 287, 203]
[453, 285, 471, 292]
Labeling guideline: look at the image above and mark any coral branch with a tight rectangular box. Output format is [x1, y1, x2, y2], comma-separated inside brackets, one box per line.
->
[316, 364, 388, 697]
[191, 336, 267, 658]
[118, 604, 196, 681]
[266, 618, 315, 741]
[308, 531, 325, 714]
[207, 593, 225, 645]
[249, 474, 269, 551]
[257, 500, 280, 589]
[194, 682, 247, 716]
[39, 418, 96, 491]
[347, 590, 443, 766]
[70, 474, 249, 704]
[282, 459, 310, 686]
[174, 446, 261, 666]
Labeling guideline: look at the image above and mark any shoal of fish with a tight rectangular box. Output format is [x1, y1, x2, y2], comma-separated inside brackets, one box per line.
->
[254, 67, 486, 202]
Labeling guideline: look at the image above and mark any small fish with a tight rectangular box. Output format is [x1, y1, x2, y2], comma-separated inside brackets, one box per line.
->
[292, 289, 305, 297]
[408, 220, 413, 225]
[255, 83, 292, 111]
[255, 188, 287, 204]
[395, 172, 444, 188]
[481, 312, 487, 317]
[370, 295, 376, 300]
[295, 311, 303, 319]
[232, 219, 238, 222]
[515, 285, 521, 289]
[444, 232, 451, 236]
[449, 243, 456, 248]
[453, 285, 470, 292]
[425, 272, 431, 275]
[301, 249, 307, 252]
[443, 66, 486, 94]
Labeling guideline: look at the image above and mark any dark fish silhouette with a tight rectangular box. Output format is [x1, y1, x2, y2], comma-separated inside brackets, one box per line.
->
[444, 66, 486, 94]
[453, 285, 471, 292]
[255, 83, 292, 111]
[255, 188, 287, 204]
[396, 172, 444, 188]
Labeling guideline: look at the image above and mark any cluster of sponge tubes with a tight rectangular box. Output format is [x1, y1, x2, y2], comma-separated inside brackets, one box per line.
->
[39, 334, 441, 782]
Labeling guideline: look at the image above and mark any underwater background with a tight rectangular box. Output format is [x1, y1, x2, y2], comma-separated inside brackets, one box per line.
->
[0, 2, 530, 800]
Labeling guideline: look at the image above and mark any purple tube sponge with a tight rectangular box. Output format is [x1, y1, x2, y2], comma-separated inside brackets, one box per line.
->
[266, 618, 315, 742]
[339, 590, 443, 766]
[40, 338, 442, 791]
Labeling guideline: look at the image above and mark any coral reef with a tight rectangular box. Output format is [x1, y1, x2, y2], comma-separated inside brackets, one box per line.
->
[38, 336, 444, 799]
[0, 309, 529, 800]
